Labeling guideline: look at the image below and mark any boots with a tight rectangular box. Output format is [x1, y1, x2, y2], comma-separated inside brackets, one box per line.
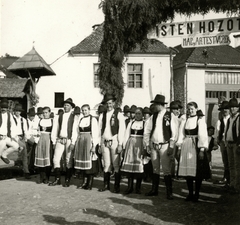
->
[164, 175, 173, 200]
[37, 171, 44, 184]
[185, 178, 194, 201]
[145, 173, 159, 196]
[136, 178, 142, 194]
[48, 168, 61, 186]
[64, 168, 72, 187]
[113, 172, 121, 193]
[193, 179, 202, 202]
[85, 175, 94, 190]
[124, 177, 133, 194]
[77, 172, 88, 189]
[98, 172, 110, 192]
[45, 166, 52, 183]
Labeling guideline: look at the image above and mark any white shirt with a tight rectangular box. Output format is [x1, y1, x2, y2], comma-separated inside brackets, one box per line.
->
[13, 115, 30, 139]
[98, 109, 126, 145]
[0, 112, 17, 138]
[214, 115, 230, 140]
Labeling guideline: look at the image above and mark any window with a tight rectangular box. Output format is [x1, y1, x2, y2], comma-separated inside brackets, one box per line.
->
[205, 72, 240, 84]
[206, 91, 227, 98]
[54, 92, 64, 108]
[230, 91, 240, 98]
[127, 64, 143, 88]
[94, 64, 100, 88]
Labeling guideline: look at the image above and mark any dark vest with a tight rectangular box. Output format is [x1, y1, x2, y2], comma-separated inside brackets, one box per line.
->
[0, 112, 11, 137]
[225, 114, 240, 144]
[218, 117, 225, 141]
[150, 111, 172, 141]
[130, 121, 144, 136]
[79, 115, 92, 133]
[39, 119, 53, 132]
[58, 112, 75, 139]
[101, 109, 119, 136]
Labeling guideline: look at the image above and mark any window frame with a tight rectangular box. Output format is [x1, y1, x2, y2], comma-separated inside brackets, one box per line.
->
[127, 63, 143, 88]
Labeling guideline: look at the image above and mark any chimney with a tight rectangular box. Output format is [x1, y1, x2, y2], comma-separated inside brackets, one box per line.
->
[233, 34, 240, 48]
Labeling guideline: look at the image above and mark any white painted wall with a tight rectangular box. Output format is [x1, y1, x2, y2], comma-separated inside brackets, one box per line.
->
[187, 68, 206, 112]
[37, 53, 172, 112]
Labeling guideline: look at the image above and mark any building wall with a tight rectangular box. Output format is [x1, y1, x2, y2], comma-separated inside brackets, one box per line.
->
[37, 53, 172, 113]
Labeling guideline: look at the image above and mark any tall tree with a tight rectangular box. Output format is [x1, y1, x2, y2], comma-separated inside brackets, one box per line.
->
[98, 0, 239, 105]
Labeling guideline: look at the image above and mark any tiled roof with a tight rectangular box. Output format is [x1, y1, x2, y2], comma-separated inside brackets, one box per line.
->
[236, 45, 240, 52]
[0, 78, 27, 98]
[8, 47, 55, 78]
[70, 24, 171, 55]
[0, 56, 19, 78]
[173, 45, 240, 68]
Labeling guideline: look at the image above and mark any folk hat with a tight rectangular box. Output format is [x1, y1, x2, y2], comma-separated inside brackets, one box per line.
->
[37, 107, 43, 115]
[218, 101, 229, 110]
[0, 100, 8, 108]
[175, 100, 183, 109]
[228, 98, 239, 108]
[123, 105, 130, 113]
[63, 98, 75, 108]
[28, 107, 36, 117]
[14, 104, 24, 112]
[97, 104, 106, 114]
[143, 107, 151, 114]
[150, 94, 167, 104]
[101, 94, 116, 104]
[130, 105, 137, 113]
[74, 106, 81, 115]
[168, 101, 179, 110]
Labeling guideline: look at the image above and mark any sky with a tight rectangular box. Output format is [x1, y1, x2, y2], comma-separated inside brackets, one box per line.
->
[1, 0, 238, 64]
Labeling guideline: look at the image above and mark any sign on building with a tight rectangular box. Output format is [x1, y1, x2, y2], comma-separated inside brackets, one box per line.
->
[148, 17, 240, 48]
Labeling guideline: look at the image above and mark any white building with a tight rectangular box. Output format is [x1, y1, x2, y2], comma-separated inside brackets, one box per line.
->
[37, 25, 175, 113]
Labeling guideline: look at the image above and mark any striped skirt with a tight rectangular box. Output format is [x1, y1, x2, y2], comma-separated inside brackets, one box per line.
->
[74, 133, 92, 170]
[121, 136, 144, 174]
[34, 132, 51, 167]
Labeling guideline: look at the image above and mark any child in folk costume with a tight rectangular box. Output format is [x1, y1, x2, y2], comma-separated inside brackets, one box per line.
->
[72, 104, 99, 190]
[176, 102, 210, 202]
[34, 107, 53, 184]
[121, 107, 146, 194]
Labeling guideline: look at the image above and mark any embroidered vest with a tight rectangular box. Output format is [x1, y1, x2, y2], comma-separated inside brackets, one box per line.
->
[150, 111, 172, 141]
[0, 112, 11, 137]
[13, 116, 25, 136]
[79, 115, 92, 133]
[58, 112, 75, 139]
[101, 109, 119, 136]
[225, 114, 240, 144]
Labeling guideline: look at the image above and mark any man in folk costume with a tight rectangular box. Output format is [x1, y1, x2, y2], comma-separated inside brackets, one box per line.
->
[144, 94, 178, 200]
[13, 104, 31, 179]
[0, 99, 19, 164]
[49, 98, 76, 187]
[224, 97, 240, 194]
[214, 100, 230, 186]
[98, 94, 126, 193]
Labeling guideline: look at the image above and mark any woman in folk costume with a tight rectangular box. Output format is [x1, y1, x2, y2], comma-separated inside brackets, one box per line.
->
[121, 107, 146, 194]
[34, 107, 53, 184]
[73, 104, 99, 190]
[176, 102, 210, 202]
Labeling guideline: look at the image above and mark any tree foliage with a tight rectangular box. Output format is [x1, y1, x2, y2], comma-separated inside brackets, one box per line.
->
[98, 0, 240, 105]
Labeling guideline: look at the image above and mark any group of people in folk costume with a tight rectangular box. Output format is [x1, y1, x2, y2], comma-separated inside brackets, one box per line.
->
[0, 93, 239, 202]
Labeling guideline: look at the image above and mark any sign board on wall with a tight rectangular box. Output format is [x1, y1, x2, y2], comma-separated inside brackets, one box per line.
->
[148, 17, 240, 48]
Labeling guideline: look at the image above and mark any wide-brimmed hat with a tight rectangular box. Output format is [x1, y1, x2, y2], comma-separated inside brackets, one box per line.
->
[123, 105, 130, 113]
[228, 98, 239, 108]
[63, 98, 75, 108]
[150, 94, 167, 104]
[37, 107, 43, 115]
[101, 94, 116, 104]
[175, 100, 183, 109]
[218, 101, 229, 110]
[28, 107, 36, 116]
[97, 104, 106, 114]
[74, 106, 81, 115]
[130, 105, 137, 113]
[14, 104, 24, 112]
[0, 101, 8, 108]
[168, 101, 180, 110]
[143, 107, 151, 114]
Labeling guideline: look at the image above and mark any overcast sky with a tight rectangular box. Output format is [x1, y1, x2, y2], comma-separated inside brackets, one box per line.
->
[1, 0, 236, 64]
